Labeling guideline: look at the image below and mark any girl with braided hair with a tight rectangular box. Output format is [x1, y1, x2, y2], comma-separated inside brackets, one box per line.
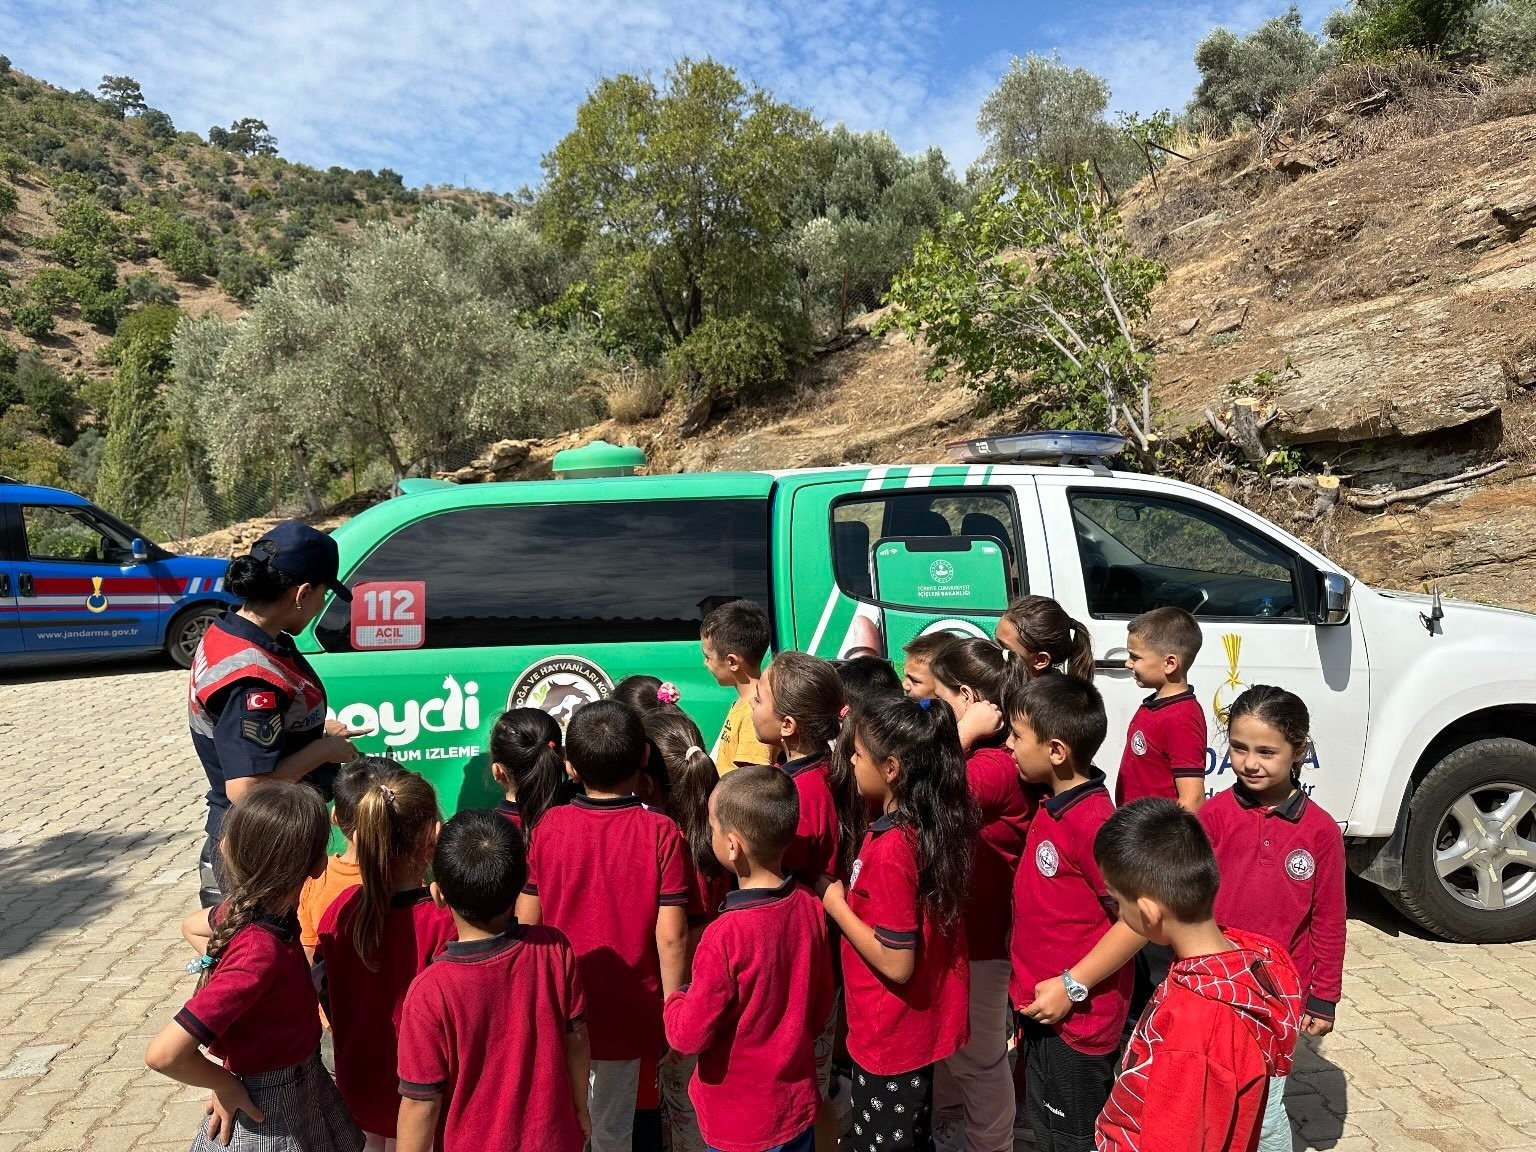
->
[147, 781, 362, 1152]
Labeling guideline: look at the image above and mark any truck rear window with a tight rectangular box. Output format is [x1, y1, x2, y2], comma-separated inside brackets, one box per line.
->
[315, 499, 770, 651]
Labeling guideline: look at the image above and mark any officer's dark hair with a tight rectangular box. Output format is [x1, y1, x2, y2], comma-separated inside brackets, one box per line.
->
[832, 655, 904, 711]
[565, 700, 648, 791]
[226, 553, 301, 603]
[432, 809, 525, 924]
[714, 765, 800, 863]
[1094, 798, 1220, 922]
[700, 599, 770, 665]
[1005, 671, 1108, 766]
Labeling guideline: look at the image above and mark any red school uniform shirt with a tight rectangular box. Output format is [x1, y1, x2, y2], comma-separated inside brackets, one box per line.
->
[1116, 689, 1208, 806]
[663, 879, 835, 1152]
[963, 744, 1037, 962]
[1010, 769, 1131, 1056]
[523, 794, 690, 1060]
[1097, 928, 1301, 1152]
[398, 926, 586, 1152]
[686, 859, 736, 930]
[316, 887, 458, 1137]
[1200, 783, 1347, 1020]
[782, 754, 840, 887]
[841, 816, 970, 1075]
[496, 799, 524, 834]
[174, 911, 320, 1076]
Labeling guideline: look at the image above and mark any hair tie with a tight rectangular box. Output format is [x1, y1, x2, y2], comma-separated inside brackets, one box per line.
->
[1001, 648, 1012, 663]
[184, 954, 215, 975]
[381, 785, 395, 804]
[684, 745, 703, 760]
[548, 740, 558, 750]
[838, 704, 850, 720]
[657, 682, 681, 705]
[918, 697, 934, 710]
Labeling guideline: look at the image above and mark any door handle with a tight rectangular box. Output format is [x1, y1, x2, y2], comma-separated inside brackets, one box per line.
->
[0, 573, 8, 597]
[18, 572, 33, 597]
[1095, 646, 1130, 671]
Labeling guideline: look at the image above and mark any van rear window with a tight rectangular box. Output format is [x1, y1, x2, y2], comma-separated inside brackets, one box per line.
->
[314, 499, 770, 651]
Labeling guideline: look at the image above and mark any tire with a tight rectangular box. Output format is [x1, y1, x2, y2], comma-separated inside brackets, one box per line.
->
[1392, 737, 1536, 943]
[166, 603, 221, 669]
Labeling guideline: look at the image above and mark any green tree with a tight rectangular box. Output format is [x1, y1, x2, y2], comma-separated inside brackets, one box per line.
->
[97, 75, 147, 119]
[11, 301, 54, 340]
[540, 57, 818, 412]
[884, 164, 1166, 436]
[1326, 0, 1484, 54]
[13, 352, 81, 443]
[95, 338, 170, 525]
[140, 108, 177, 144]
[0, 181, 17, 234]
[209, 118, 278, 156]
[1486, 0, 1536, 70]
[1191, 7, 1326, 131]
[975, 54, 1115, 175]
[0, 409, 69, 487]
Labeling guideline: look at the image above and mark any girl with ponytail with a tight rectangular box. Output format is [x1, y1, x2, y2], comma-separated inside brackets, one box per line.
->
[928, 639, 1037, 1151]
[821, 696, 978, 1152]
[147, 782, 362, 1152]
[490, 708, 572, 836]
[315, 764, 455, 1148]
[996, 595, 1095, 681]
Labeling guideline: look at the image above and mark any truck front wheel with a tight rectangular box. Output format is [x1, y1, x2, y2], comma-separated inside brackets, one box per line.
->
[1393, 737, 1536, 943]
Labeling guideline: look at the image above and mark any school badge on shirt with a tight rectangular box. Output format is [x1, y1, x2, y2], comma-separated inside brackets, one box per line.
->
[1285, 849, 1316, 882]
[1130, 730, 1147, 756]
[849, 858, 864, 888]
[1035, 840, 1059, 878]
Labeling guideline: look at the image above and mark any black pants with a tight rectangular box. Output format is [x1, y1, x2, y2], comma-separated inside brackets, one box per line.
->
[1020, 1019, 1117, 1152]
[198, 833, 224, 909]
[849, 1060, 934, 1152]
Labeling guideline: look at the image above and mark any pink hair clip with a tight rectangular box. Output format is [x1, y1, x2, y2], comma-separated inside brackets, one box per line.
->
[657, 682, 682, 705]
[838, 705, 850, 720]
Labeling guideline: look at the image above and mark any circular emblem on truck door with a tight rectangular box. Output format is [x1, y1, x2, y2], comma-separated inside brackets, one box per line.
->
[1285, 849, 1316, 882]
[507, 655, 613, 730]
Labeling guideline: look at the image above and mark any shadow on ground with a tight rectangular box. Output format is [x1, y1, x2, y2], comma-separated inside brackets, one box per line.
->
[0, 655, 173, 686]
[1344, 872, 1437, 941]
[0, 829, 177, 960]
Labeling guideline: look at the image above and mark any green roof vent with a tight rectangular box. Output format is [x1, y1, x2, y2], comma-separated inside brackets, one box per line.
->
[552, 440, 648, 479]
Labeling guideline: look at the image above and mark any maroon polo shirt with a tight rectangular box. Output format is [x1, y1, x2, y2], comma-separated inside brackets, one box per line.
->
[175, 911, 320, 1076]
[398, 926, 586, 1152]
[842, 816, 970, 1075]
[1116, 689, 1208, 805]
[1010, 769, 1132, 1056]
[686, 862, 735, 930]
[496, 800, 524, 834]
[316, 887, 458, 1136]
[782, 754, 841, 887]
[523, 794, 690, 1060]
[1201, 783, 1347, 1019]
[664, 879, 834, 1152]
[964, 744, 1037, 962]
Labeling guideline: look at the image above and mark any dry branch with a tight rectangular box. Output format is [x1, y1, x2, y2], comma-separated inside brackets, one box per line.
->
[1345, 461, 1509, 510]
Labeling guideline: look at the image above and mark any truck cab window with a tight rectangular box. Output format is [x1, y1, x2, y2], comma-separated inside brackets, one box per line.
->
[831, 491, 1023, 602]
[1069, 491, 1300, 620]
[21, 505, 136, 565]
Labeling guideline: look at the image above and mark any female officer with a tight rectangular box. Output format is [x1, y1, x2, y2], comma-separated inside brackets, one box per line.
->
[188, 521, 368, 907]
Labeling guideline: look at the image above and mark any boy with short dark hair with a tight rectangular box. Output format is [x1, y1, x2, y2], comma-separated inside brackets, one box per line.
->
[397, 810, 589, 1152]
[1095, 799, 1301, 1152]
[665, 766, 834, 1152]
[1005, 675, 1136, 1152]
[901, 632, 954, 699]
[702, 600, 775, 773]
[1120, 606, 1208, 813]
[516, 700, 691, 1152]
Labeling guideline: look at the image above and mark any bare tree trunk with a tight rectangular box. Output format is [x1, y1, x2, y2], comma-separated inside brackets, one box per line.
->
[290, 442, 324, 514]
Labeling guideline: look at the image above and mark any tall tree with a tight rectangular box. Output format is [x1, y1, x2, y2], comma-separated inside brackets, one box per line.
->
[209, 118, 278, 156]
[1191, 7, 1326, 130]
[1326, 0, 1484, 54]
[975, 54, 1114, 175]
[97, 75, 146, 119]
[95, 340, 169, 525]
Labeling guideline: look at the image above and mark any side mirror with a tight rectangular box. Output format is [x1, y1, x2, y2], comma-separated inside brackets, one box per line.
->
[1316, 571, 1351, 625]
[131, 537, 150, 563]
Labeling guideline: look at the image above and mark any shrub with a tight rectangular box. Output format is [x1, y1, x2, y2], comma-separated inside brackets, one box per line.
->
[1190, 7, 1327, 132]
[667, 314, 798, 403]
[1327, 0, 1483, 56]
[604, 368, 669, 423]
[26, 269, 75, 310]
[11, 301, 55, 340]
[103, 304, 180, 369]
[1486, 0, 1536, 73]
[216, 250, 269, 303]
[0, 181, 17, 230]
[77, 285, 124, 332]
[125, 273, 179, 306]
[13, 352, 81, 443]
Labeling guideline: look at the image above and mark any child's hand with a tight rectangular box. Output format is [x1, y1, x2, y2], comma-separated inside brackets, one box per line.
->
[1023, 976, 1073, 1026]
[575, 1101, 592, 1141]
[1300, 1013, 1334, 1038]
[957, 700, 1004, 751]
[819, 879, 846, 910]
[205, 1083, 264, 1146]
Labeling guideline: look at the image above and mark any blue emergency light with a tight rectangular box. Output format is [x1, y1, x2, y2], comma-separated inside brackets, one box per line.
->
[946, 432, 1128, 467]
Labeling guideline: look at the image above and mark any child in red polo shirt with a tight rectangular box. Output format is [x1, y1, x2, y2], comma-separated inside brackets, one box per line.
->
[1095, 799, 1302, 1152]
[929, 638, 1035, 1152]
[490, 707, 571, 836]
[1118, 606, 1208, 812]
[397, 810, 589, 1152]
[821, 695, 975, 1152]
[1006, 673, 1137, 1152]
[1200, 686, 1344, 1152]
[515, 700, 691, 1152]
[665, 765, 835, 1152]
[316, 766, 456, 1150]
[147, 782, 362, 1152]
[644, 708, 730, 1152]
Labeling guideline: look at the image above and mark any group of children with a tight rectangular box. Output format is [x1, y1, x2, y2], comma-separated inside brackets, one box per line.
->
[147, 596, 1346, 1152]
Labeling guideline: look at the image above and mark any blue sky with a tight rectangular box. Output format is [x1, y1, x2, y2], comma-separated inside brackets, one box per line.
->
[0, 0, 1334, 193]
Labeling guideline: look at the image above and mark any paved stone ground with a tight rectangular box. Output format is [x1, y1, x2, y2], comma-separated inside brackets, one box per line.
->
[1, 664, 1534, 1152]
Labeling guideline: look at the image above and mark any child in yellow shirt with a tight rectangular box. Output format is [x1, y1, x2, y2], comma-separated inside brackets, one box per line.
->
[701, 600, 775, 774]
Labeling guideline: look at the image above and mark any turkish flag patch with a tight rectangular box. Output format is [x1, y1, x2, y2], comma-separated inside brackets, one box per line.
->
[246, 690, 278, 711]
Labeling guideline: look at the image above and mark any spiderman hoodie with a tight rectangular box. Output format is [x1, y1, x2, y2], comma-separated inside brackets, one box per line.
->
[1097, 928, 1301, 1152]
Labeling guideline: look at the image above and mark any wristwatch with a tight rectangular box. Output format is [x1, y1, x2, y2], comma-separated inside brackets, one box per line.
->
[1061, 970, 1090, 1003]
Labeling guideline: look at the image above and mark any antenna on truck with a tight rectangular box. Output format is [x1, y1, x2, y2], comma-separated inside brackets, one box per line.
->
[946, 432, 1127, 471]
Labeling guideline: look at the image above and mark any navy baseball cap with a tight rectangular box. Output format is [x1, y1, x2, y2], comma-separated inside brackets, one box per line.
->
[250, 521, 353, 602]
